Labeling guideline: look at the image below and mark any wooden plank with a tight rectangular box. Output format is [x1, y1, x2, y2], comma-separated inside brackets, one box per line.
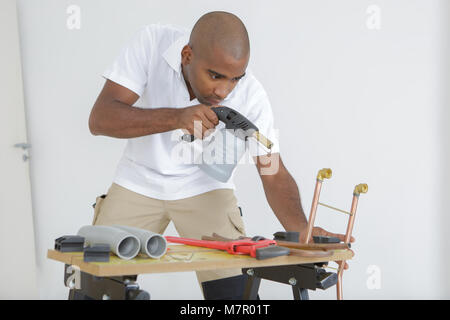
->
[47, 250, 83, 265]
[47, 245, 353, 277]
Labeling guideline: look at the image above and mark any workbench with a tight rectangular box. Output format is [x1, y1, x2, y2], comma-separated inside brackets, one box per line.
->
[47, 244, 353, 300]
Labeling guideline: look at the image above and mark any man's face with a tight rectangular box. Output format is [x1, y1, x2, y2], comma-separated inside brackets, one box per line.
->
[181, 45, 249, 106]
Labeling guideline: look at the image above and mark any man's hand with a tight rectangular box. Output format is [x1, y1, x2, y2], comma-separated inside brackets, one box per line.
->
[300, 225, 355, 270]
[177, 104, 220, 139]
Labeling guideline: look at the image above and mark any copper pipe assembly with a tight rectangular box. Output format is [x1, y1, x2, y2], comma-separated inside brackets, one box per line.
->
[304, 168, 368, 300]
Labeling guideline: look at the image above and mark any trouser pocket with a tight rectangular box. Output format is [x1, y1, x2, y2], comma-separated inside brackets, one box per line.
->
[228, 206, 246, 236]
[92, 194, 107, 225]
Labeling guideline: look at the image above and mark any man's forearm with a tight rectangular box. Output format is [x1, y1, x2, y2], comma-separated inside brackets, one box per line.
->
[89, 99, 180, 138]
[259, 161, 308, 232]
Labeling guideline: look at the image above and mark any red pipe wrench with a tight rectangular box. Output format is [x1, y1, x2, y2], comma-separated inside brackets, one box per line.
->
[165, 236, 290, 260]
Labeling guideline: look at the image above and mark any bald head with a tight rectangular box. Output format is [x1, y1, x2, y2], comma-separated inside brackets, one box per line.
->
[189, 11, 250, 61]
[181, 12, 250, 105]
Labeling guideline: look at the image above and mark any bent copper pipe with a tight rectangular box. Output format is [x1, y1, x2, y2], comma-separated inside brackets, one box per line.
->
[202, 234, 336, 258]
[203, 234, 349, 250]
[275, 240, 350, 251]
[286, 247, 334, 258]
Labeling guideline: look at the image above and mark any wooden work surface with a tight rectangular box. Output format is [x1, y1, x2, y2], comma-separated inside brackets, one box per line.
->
[47, 245, 353, 277]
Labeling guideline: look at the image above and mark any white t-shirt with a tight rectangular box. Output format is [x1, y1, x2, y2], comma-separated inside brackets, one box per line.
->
[102, 23, 280, 200]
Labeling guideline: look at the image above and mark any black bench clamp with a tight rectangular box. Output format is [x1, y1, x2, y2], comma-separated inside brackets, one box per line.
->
[64, 264, 150, 300]
[241, 231, 339, 300]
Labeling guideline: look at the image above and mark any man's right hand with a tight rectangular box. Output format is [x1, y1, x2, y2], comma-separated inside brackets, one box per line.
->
[176, 104, 220, 139]
[89, 80, 221, 139]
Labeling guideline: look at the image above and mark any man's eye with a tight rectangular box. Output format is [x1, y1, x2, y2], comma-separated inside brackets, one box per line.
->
[211, 74, 220, 79]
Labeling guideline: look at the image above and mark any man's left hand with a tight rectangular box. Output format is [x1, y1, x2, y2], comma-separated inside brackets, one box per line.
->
[299, 226, 355, 270]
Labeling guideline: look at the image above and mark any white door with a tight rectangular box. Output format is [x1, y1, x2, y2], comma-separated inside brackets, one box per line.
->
[0, 0, 38, 299]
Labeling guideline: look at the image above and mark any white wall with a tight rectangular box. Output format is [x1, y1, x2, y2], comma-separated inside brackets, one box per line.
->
[15, 0, 449, 299]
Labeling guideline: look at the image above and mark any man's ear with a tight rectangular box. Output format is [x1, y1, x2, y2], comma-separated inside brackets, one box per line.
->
[181, 44, 193, 65]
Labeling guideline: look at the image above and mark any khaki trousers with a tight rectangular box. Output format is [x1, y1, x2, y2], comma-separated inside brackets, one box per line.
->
[92, 183, 246, 291]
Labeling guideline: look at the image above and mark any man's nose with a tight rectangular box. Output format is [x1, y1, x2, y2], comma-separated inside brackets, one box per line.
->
[213, 83, 231, 100]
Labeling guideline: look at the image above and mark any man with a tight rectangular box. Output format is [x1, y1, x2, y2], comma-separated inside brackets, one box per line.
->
[89, 11, 353, 299]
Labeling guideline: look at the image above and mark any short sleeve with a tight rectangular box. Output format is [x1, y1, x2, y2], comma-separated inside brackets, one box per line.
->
[102, 26, 153, 96]
[246, 88, 280, 157]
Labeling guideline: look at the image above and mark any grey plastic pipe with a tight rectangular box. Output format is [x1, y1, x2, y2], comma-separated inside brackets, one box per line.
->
[77, 225, 140, 260]
[113, 225, 167, 259]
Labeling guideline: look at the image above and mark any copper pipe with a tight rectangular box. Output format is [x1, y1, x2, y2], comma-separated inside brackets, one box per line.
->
[305, 180, 321, 244]
[284, 247, 334, 258]
[305, 169, 332, 243]
[336, 193, 360, 300]
[336, 260, 345, 299]
[275, 240, 350, 251]
[345, 195, 359, 243]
